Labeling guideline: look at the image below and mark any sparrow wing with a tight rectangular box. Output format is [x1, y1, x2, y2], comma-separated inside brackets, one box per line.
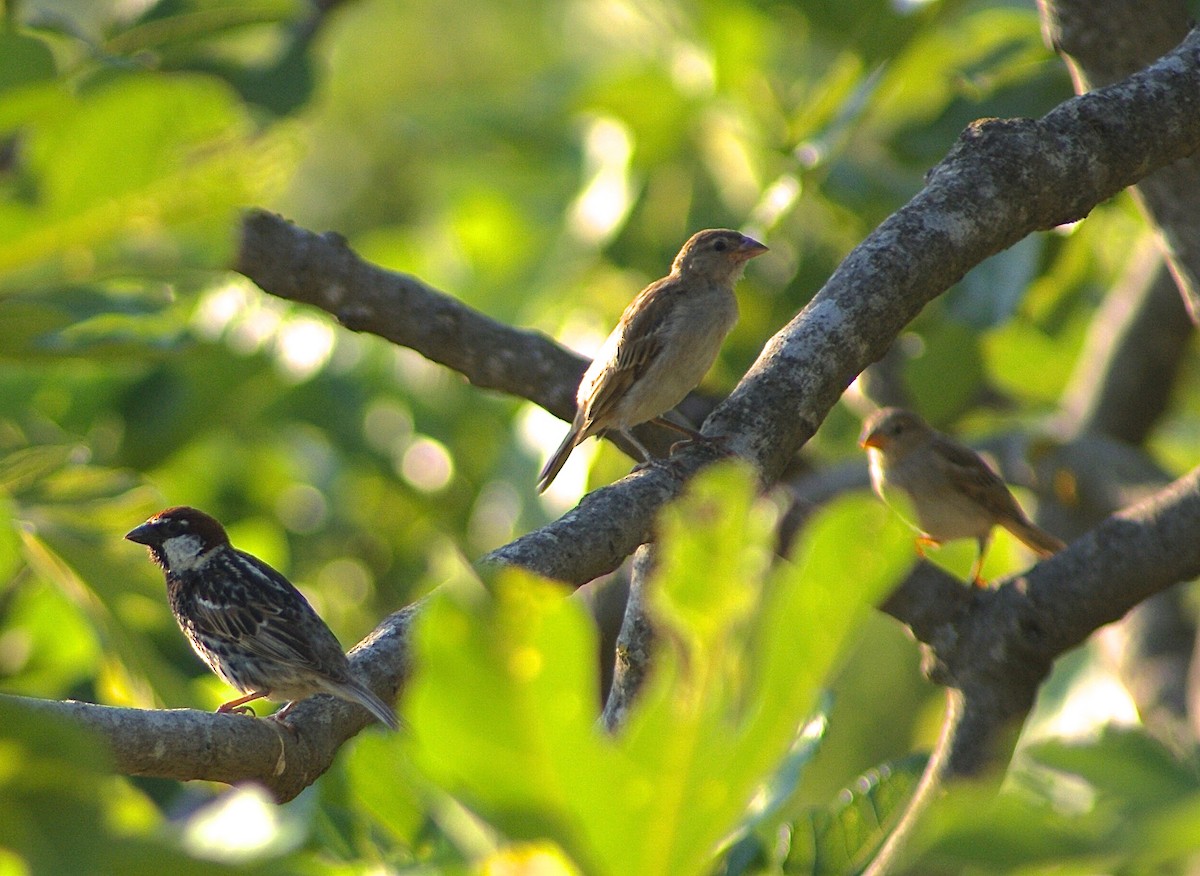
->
[187, 550, 347, 676]
[930, 435, 1029, 523]
[583, 277, 678, 428]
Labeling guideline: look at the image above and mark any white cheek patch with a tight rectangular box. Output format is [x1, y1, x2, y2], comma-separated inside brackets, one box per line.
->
[162, 534, 209, 572]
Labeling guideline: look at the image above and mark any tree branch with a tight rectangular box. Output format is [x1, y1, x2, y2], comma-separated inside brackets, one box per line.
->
[235, 211, 584, 420]
[485, 28, 1200, 584]
[7, 604, 418, 803]
[1059, 241, 1193, 444]
[1040, 0, 1200, 761]
[866, 465, 1200, 874]
[601, 544, 656, 731]
[1039, 0, 1200, 320]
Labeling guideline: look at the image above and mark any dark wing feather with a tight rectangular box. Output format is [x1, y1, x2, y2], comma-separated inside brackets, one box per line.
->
[188, 550, 347, 675]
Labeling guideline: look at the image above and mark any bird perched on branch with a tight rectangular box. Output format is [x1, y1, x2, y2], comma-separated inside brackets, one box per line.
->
[537, 228, 768, 493]
[127, 506, 399, 730]
[859, 407, 1065, 586]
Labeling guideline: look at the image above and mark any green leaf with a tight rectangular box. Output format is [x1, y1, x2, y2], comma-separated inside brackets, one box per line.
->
[0, 74, 289, 288]
[907, 729, 1200, 872]
[784, 754, 927, 875]
[1027, 728, 1200, 808]
[652, 461, 772, 654]
[903, 319, 986, 425]
[0, 444, 78, 493]
[0, 285, 184, 360]
[409, 464, 913, 876]
[0, 31, 56, 93]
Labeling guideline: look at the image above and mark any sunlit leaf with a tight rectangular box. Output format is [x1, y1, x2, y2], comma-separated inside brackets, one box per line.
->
[0, 74, 289, 288]
[1027, 728, 1199, 808]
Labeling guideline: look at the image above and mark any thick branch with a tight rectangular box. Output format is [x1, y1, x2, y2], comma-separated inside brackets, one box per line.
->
[1040, 0, 1200, 320]
[236, 210, 584, 421]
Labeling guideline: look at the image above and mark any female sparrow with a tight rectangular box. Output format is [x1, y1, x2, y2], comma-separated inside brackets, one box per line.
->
[537, 228, 767, 493]
[127, 506, 399, 730]
[859, 407, 1065, 586]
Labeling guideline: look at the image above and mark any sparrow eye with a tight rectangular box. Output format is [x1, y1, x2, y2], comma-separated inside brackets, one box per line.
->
[713, 239, 728, 252]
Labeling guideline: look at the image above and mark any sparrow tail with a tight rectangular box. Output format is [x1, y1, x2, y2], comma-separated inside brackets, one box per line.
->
[343, 679, 400, 731]
[537, 426, 581, 493]
[1002, 517, 1067, 557]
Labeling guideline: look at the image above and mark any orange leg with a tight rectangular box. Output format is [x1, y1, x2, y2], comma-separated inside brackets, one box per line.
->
[267, 699, 302, 733]
[218, 690, 267, 716]
[915, 535, 939, 557]
[969, 535, 992, 588]
[272, 700, 300, 721]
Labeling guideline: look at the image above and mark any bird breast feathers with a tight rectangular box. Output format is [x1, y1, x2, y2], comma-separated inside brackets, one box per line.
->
[578, 279, 736, 407]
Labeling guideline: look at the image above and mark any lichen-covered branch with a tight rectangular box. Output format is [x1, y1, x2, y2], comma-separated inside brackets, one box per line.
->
[1039, 0, 1200, 320]
[235, 210, 585, 422]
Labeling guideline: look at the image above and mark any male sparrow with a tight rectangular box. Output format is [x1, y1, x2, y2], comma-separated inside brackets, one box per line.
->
[859, 407, 1065, 586]
[537, 228, 767, 493]
[127, 506, 399, 730]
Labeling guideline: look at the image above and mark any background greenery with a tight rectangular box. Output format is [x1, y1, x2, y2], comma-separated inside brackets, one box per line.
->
[1, 0, 1197, 873]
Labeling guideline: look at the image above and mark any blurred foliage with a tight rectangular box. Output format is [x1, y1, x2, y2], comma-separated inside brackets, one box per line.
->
[402, 467, 910, 875]
[900, 729, 1200, 875]
[0, 0, 1197, 873]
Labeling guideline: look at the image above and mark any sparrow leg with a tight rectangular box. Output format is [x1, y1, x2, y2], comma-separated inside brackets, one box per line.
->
[623, 427, 669, 474]
[268, 700, 302, 734]
[218, 690, 267, 716]
[651, 414, 704, 440]
[969, 534, 992, 588]
[668, 434, 732, 458]
[651, 415, 735, 459]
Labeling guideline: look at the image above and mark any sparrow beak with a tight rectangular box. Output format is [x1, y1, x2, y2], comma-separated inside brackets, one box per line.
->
[125, 521, 158, 545]
[859, 429, 885, 450]
[735, 236, 769, 261]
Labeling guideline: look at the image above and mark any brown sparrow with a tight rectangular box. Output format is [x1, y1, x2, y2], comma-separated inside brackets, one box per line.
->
[859, 407, 1065, 586]
[537, 229, 767, 492]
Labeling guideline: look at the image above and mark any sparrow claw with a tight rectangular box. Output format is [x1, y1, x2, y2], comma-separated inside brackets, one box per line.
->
[631, 456, 666, 474]
[218, 703, 258, 717]
[267, 713, 300, 735]
[667, 433, 732, 457]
